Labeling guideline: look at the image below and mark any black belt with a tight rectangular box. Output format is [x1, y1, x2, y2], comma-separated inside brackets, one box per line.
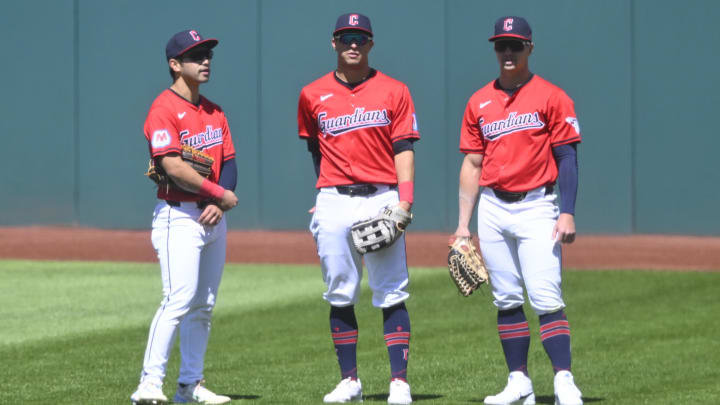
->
[491, 185, 554, 203]
[336, 184, 378, 196]
[166, 200, 210, 209]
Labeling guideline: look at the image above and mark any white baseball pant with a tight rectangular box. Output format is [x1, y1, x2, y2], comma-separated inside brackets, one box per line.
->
[310, 185, 410, 308]
[139, 201, 227, 386]
[477, 186, 565, 315]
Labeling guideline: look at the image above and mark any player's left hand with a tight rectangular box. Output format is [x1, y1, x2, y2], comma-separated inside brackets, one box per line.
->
[397, 200, 412, 213]
[552, 213, 576, 244]
[198, 203, 224, 226]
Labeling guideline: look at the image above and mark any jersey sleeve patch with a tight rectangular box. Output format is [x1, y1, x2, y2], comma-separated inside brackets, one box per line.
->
[565, 117, 580, 135]
[151, 129, 172, 149]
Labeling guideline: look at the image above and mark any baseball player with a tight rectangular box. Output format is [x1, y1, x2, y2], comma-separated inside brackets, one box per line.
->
[297, 13, 419, 405]
[130, 29, 238, 405]
[453, 17, 584, 405]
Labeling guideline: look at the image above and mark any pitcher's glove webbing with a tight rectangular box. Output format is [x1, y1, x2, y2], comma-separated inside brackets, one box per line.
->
[448, 236, 489, 296]
[145, 145, 214, 191]
[351, 205, 413, 254]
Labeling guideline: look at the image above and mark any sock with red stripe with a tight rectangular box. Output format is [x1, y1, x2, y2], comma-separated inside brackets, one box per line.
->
[497, 306, 531, 375]
[382, 302, 410, 381]
[330, 305, 359, 380]
[539, 309, 572, 372]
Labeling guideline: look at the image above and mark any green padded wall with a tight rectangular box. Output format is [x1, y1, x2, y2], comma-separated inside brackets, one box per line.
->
[632, 0, 720, 235]
[1, 1, 76, 225]
[1, 0, 718, 235]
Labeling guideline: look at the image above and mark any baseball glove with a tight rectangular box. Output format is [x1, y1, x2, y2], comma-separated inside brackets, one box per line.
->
[350, 205, 413, 254]
[145, 145, 214, 192]
[447, 236, 489, 296]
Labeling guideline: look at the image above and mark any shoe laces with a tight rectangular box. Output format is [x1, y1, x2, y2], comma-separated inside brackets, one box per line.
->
[556, 372, 580, 394]
[390, 379, 409, 389]
[339, 377, 357, 386]
[389, 379, 411, 398]
[141, 380, 163, 392]
[193, 384, 218, 400]
[508, 372, 527, 384]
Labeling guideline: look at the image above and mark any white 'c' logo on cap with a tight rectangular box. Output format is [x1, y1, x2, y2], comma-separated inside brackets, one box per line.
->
[349, 14, 359, 25]
[189, 30, 201, 41]
[503, 18, 514, 31]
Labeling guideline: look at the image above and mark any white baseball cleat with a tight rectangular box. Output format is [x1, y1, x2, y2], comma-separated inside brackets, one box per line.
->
[387, 379, 412, 404]
[173, 381, 231, 404]
[554, 371, 583, 405]
[130, 380, 168, 405]
[483, 371, 536, 405]
[323, 377, 364, 403]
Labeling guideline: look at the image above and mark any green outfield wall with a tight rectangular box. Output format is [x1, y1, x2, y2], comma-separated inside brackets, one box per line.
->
[2, 0, 718, 235]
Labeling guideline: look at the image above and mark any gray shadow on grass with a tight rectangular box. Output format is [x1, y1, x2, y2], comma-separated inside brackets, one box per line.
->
[219, 394, 261, 401]
[535, 396, 603, 404]
[364, 393, 443, 402]
[469, 396, 602, 404]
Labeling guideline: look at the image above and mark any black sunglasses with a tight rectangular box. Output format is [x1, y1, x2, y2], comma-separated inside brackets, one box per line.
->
[494, 40, 526, 53]
[335, 33, 372, 46]
[181, 49, 214, 62]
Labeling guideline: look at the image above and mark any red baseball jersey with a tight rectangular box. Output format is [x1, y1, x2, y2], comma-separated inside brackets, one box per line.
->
[297, 70, 420, 188]
[144, 89, 235, 201]
[460, 75, 581, 192]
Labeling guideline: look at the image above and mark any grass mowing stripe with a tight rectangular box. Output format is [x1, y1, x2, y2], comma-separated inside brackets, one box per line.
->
[0, 261, 324, 346]
[0, 262, 718, 404]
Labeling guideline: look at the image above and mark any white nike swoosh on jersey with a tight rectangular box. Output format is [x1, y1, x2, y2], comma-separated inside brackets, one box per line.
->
[479, 100, 492, 109]
[178, 112, 186, 119]
[320, 93, 334, 101]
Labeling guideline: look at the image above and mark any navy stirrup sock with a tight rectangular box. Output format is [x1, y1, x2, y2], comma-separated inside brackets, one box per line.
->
[382, 302, 411, 381]
[497, 306, 531, 375]
[539, 309, 572, 372]
[330, 305, 359, 379]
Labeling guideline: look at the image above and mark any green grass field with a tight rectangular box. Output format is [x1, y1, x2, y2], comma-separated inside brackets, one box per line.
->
[0, 260, 718, 404]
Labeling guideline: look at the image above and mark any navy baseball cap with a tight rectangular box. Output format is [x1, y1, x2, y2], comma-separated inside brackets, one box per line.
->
[166, 29, 218, 60]
[488, 16, 532, 42]
[333, 13, 373, 36]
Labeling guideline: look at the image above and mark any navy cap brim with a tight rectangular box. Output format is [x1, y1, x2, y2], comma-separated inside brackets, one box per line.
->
[170, 38, 219, 59]
[488, 33, 531, 42]
[333, 27, 373, 36]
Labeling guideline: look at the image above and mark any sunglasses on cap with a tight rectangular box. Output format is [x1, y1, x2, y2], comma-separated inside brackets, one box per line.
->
[335, 33, 372, 46]
[494, 40, 526, 53]
[181, 48, 214, 62]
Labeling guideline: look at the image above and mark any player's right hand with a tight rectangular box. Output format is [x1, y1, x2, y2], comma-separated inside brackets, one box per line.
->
[453, 226, 472, 240]
[218, 190, 238, 211]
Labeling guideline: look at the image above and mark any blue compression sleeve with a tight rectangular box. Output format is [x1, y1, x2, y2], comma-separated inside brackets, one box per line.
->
[307, 139, 321, 178]
[392, 138, 415, 154]
[218, 158, 237, 192]
[552, 143, 578, 215]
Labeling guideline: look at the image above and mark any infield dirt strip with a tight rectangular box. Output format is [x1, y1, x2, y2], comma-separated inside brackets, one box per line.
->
[0, 227, 718, 271]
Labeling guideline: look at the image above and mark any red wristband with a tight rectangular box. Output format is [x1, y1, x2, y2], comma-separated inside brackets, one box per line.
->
[398, 181, 414, 205]
[198, 178, 225, 200]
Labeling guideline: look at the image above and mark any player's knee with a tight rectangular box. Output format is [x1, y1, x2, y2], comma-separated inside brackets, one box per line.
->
[373, 289, 409, 308]
[527, 294, 565, 315]
[163, 291, 197, 313]
[324, 292, 356, 307]
[492, 290, 525, 310]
